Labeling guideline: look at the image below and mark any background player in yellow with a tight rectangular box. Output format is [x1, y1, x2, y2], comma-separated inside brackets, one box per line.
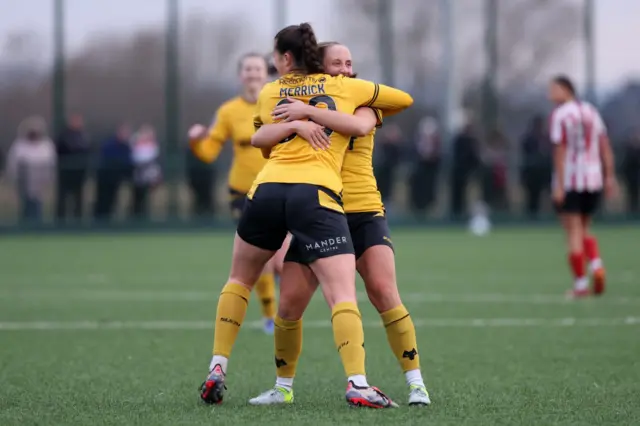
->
[249, 42, 430, 407]
[200, 23, 413, 408]
[188, 53, 277, 335]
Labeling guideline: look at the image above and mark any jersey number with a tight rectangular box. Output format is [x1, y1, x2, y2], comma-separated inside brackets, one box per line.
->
[348, 136, 357, 150]
[276, 95, 337, 143]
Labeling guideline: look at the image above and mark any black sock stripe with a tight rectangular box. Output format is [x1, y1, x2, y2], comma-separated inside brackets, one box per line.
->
[384, 314, 410, 328]
[331, 309, 361, 323]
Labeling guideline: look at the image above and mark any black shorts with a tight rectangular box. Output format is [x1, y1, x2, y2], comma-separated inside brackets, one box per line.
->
[555, 191, 601, 216]
[237, 183, 354, 262]
[229, 188, 247, 223]
[285, 211, 393, 263]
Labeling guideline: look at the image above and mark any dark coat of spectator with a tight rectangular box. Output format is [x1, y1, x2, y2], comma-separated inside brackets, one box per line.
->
[481, 128, 509, 212]
[55, 114, 91, 222]
[450, 123, 480, 218]
[623, 129, 640, 214]
[409, 117, 441, 217]
[520, 115, 552, 218]
[374, 123, 403, 206]
[93, 125, 132, 221]
[186, 146, 216, 219]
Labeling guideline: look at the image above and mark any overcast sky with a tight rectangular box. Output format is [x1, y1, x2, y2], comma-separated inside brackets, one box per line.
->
[0, 0, 638, 90]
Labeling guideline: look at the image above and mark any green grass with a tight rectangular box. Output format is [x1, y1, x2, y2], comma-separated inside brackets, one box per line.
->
[0, 227, 639, 426]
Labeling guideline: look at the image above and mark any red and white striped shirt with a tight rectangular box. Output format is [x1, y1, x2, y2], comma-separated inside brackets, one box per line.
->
[549, 100, 606, 192]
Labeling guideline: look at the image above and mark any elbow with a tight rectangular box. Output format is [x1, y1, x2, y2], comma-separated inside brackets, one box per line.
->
[384, 91, 413, 115]
[402, 93, 414, 109]
[191, 142, 215, 164]
[251, 135, 264, 148]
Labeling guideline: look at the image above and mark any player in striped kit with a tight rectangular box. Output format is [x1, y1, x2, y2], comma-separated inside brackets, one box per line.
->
[548, 75, 618, 299]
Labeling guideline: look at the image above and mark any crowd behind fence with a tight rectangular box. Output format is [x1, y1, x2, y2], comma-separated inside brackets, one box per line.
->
[2, 110, 639, 228]
[1, 0, 640, 228]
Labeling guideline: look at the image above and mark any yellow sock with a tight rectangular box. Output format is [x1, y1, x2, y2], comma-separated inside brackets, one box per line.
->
[212, 282, 251, 357]
[331, 301, 366, 377]
[274, 316, 303, 378]
[381, 304, 420, 372]
[254, 273, 276, 319]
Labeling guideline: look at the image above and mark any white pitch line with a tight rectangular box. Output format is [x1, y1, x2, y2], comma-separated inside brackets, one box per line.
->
[0, 317, 639, 331]
[2, 290, 640, 305]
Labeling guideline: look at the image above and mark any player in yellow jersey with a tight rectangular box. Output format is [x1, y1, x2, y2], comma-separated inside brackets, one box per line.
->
[199, 23, 413, 408]
[248, 42, 431, 407]
[188, 53, 278, 334]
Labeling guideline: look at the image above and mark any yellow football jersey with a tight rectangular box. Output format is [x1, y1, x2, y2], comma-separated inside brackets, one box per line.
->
[191, 96, 267, 194]
[342, 130, 383, 214]
[252, 73, 412, 196]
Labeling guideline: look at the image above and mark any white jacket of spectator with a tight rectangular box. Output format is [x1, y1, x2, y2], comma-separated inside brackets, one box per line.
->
[131, 126, 161, 187]
[6, 116, 56, 198]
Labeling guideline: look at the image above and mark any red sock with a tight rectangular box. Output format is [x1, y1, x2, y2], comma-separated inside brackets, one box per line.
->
[583, 236, 600, 261]
[568, 252, 585, 279]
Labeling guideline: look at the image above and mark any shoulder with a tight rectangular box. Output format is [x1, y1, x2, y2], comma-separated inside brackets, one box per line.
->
[254, 82, 280, 108]
[8, 140, 24, 153]
[583, 101, 602, 117]
[322, 74, 353, 91]
[259, 81, 280, 97]
[550, 103, 570, 122]
[219, 96, 242, 112]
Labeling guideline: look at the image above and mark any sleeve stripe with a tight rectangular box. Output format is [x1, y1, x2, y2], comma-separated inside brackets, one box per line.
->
[374, 109, 383, 128]
[366, 83, 380, 107]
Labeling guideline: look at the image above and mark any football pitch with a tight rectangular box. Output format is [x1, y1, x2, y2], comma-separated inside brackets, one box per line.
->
[1, 226, 639, 426]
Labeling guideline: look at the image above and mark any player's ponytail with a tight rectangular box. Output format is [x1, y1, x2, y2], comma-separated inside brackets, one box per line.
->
[274, 22, 324, 75]
[298, 23, 323, 74]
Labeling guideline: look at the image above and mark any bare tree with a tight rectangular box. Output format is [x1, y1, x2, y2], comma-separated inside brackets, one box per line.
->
[0, 31, 50, 152]
[338, 0, 580, 100]
[0, 14, 255, 152]
[339, 0, 580, 143]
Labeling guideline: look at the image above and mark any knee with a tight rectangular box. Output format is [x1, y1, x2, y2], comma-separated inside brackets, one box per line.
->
[365, 278, 401, 313]
[277, 299, 305, 321]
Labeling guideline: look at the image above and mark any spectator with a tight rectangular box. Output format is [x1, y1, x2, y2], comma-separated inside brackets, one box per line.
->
[55, 113, 90, 222]
[130, 125, 161, 220]
[623, 128, 640, 214]
[94, 124, 132, 221]
[409, 116, 441, 218]
[481, 128, 510, 212]
[520, 115, 551, 218]
[375, 123, 403, 206]
[5, 116, 56, 223]
[450, 122, 480, 218]
[185, 143, 216, 219]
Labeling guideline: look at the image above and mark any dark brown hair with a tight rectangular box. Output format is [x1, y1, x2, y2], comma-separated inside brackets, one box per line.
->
[318, 41, 357, 78]
[552, 75, 576, 96]
[237, 52, 268, 74]
[274, 23, 323, 74]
